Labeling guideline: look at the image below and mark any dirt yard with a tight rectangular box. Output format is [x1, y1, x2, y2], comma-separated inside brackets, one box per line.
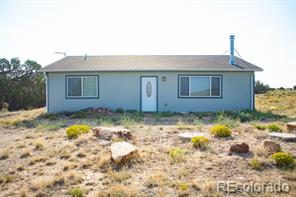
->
[0, 90, 295, 197]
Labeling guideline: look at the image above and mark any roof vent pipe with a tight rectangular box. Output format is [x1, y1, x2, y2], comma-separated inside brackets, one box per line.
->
[229, 35, 235, 65]
[83, 53, 88, 60]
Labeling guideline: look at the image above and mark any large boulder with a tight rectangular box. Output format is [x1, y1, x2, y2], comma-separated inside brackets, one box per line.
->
[110, 142, 138, 164]
[261, 139, 281, 154]
[229, 143, 249, 153]
[287, 122, 296, 131]
[93, 126, 133, 140]
[269, 132, 296, 142]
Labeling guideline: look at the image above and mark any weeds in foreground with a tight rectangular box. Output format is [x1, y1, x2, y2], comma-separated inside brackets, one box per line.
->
[108, 169, 132, 183]
[176, 119, 195, 130]
[98, 117, 114, 126]
[118, 115, 136, 128]
[66, 125, 90, 139]
[70, 187, 84, 197]
[250, 158, 261, 170]
[146, 172, 167, 188]
[38, 120, 67, 131]
[168, 147, 186, 164]
[211, 125, 232, 138]
[254, 124, 267, 130]
[267, 123, 283, 132]
[193, 117, 204, 128]
[215, 112, 239, 128]
[35, 140, 45, 151]
[96, 183, 139, 197]
[192, 136, 209, 151]
[271, 152, 295, 169]
[118, 114, 143, 128]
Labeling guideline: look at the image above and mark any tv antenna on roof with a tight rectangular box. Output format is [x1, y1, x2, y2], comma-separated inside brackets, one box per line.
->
[54, 51, 66, 57]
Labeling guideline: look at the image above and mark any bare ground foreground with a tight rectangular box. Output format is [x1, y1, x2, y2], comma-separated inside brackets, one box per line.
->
[0, 90, 296, 197]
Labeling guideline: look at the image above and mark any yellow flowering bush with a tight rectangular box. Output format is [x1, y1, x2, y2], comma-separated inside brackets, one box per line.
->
[191, 136, 209, 150]
[211, 125, 232, 138]
[66, 125, 90, 139]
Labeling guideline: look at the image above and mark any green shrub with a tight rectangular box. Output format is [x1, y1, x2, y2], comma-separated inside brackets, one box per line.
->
[250, 158, 261, 170]
[255, 124, 266, 130]
[118, 115, 135, 128]
[118, 114, 143, 128]
[115, 107, 125, 113]
[193, 118, 203, 126]
[66, 125, 90, 139]
[99, 117, 114, 126]
[70, 111, 88, 119]
[38, 120, 66, 131]
[70, 187, 84, 197]
[168, 147, 185, 164]
[215, 112, 239, 128]
[40, 113, 58, 120]
[271, 152, 295, 169]
[191, 136, 209, 150]
[130, 112, 144, 122]
[267, 123, 283, 132]
[211, 125, 232, 138]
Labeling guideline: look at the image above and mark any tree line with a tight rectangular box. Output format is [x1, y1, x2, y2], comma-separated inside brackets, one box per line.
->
[255, 80, 296, 94]
[0, 57, 45, 111]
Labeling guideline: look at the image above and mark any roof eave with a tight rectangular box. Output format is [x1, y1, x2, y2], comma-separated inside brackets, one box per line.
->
[38, 68, 263, 73]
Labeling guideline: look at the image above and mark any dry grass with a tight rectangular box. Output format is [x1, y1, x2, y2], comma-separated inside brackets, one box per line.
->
[108, 169, 132, 183]
[256, 90, 296, 118]
[65, 171, 83, 184]
[34, 139, 45, 151]
[146, 172, 167, 188]
[96, 183, 140, 197]
[0, 92, 296, 196]
[0, 149, 9, 160]
[20, 149, 31, 158]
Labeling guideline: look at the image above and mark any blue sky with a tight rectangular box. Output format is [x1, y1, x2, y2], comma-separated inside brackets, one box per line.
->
[0, 0, 295, 88]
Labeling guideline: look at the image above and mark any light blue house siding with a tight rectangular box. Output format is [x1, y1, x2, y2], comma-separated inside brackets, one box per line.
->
[46, 71, 254, 113]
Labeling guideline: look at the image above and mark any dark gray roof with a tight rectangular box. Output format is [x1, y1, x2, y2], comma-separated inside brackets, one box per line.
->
[39, 55, 263, 72]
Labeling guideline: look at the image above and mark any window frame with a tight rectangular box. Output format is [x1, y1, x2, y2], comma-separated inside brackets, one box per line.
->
[178, 75, 222, 98]
[65, 75, 99, 99]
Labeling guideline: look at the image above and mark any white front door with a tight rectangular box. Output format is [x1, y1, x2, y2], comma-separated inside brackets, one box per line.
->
[141, 77, 157, 112]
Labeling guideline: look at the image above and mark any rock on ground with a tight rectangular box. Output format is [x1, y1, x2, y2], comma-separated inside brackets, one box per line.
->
[93, 126, 133, 140]
[229, 143, 249, 153]
[269, 132, 296, 142]
[110, 142, 138, 164]
[261, 139, 281, 154]
[287, 122, 296, 131]
[178, 132, 207, 140]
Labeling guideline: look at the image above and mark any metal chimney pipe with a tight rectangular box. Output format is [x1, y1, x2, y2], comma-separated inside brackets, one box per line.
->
[229, 35, 235, 65]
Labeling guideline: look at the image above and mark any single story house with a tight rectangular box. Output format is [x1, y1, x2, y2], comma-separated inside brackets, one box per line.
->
[39, 36, 263, 113]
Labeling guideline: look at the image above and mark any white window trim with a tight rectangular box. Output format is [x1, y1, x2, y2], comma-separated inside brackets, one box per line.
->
[66, 76, 98, 98]
[179, 75, 222, 98]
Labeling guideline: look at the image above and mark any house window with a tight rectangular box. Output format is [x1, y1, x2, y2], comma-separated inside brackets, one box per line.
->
[66, 76, 99, 98]
[179, 76, 221, 97]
